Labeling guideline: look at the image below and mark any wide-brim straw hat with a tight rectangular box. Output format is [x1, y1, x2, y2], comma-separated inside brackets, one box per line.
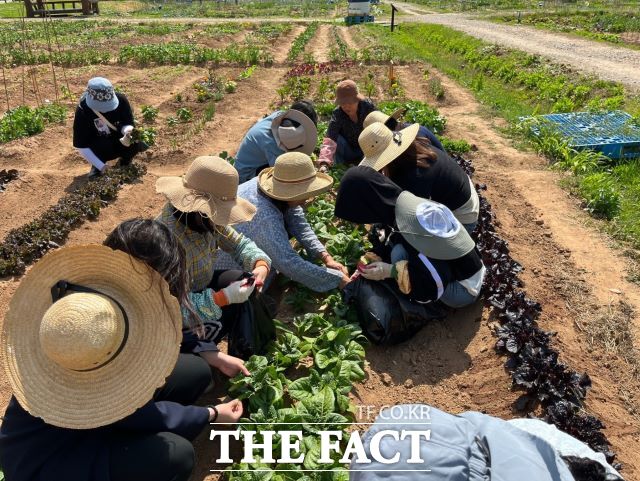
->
[271, 109, 317, 156]
[156, 156, 256, 226]
[258, 151, 333, 202]
[1, 245, 182, 429]
[359, 121, 420, 172]
[363, 108, 406, 130]
[395, 191, 475, 260]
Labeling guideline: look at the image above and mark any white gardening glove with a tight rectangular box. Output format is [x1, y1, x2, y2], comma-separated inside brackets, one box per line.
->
[221, 279, 256, 304]
[120, 125, 134, 147]
[359, 262, 393, 281]
[318, 137, 337, 170]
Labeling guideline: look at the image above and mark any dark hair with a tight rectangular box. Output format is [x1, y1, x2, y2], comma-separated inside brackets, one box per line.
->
[104, 218, 201, 329]
[561, 456, 610, 481]
[291, 99, 318, 126]
[388, 136, 438, 178]
[385, 117, 399, 130]
[172, 208, 215, 234]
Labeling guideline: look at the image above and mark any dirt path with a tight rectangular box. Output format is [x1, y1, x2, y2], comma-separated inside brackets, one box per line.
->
[0, 66, 209, 239]
[309, 24, 333, 63]
[392, 1, 640, 92]
[394, 64, 640, 476]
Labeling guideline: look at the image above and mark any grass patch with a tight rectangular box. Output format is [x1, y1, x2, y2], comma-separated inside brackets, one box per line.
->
[109, 0, 338, 18]
[365, 22, 640, 248]
[0, 2, 23, 17]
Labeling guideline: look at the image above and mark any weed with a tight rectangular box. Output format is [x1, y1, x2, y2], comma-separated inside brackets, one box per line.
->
[224, 80, 238, 93]
[141, 105, 159, 123]
[428, 77, 446, 100]
[578, 172, 621, 219]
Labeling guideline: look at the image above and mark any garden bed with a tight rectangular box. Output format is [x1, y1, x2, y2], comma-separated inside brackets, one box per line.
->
[1, 15, 640, 481]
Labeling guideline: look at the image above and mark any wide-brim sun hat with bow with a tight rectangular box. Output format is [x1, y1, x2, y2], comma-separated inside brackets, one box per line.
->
[84, 76, 119, 113]
[258, 152, 333, 202]
[0, 245, 183, 429]
[156, 156, 256, 226]
[271, 109, 318, 156]
[363, 108, 406, 130]
[395, 191, 475, 260]
[358, 121, 420, 172]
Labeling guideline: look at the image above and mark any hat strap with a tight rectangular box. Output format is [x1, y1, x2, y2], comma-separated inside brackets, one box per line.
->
[272, 173, 317, 184]
[51, 280, 130, 372]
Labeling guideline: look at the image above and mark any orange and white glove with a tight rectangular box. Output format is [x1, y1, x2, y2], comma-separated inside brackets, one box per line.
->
[221, 279, 256, 304]
[318, 137, 337, 171]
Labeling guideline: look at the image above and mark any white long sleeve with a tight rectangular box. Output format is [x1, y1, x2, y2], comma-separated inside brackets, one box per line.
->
[76, 147, 105, 170]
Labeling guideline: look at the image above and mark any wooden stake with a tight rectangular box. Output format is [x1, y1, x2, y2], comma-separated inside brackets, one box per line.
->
[1, 65, 11, 112]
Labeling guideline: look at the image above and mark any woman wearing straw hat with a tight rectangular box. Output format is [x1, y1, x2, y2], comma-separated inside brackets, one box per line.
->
[234, 100, 318, 183]
[73, 77, 146, 178]
[363, 108, 445, 152]
[317, 79, 376, 169]
[358, 122, 479, 234]
[156, 156, 272, 355]
[105, 219, 251, 379]
[335, 167, 485, 309]
[0, 245, 243, 481]
[215, 152, 350, 293]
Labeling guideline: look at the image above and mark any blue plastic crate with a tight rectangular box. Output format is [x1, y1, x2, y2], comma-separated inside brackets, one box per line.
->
[345, 15, 374, 25]
[535, 111, 640, 160]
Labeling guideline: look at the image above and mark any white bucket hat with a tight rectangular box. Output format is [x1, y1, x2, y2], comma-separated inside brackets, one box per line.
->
[271, 109, 317, 155]
[395, 191, 475, 260]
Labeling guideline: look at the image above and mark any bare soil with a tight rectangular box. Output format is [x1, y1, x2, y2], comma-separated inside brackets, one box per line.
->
[309, 23, 333, 63]
[2, 23, 640, 481]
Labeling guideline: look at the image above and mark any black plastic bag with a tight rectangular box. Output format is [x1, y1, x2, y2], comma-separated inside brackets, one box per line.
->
[228, 292, 277, 360]
[344, 277, 447, 345]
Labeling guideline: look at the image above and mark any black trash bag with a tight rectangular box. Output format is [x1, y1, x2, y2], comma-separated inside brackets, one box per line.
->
[228, 292, 277, 360]
[344, 277, 447, 345]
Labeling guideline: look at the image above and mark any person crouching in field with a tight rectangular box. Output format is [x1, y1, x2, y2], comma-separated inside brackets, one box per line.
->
[336, 166, 485, 309]
[317, 79, 377, 169]
[363, 108, 446, 152]
[73, 77, 146, 178]
[215, 152, 350, 292]
[233, 100, 318, 183]
[351, 404, 623, 481]
[0, 245, 243, 481]
[359, 122, 479, 234]
[105, 218, 251, 380]
[155, 156, 272, 357]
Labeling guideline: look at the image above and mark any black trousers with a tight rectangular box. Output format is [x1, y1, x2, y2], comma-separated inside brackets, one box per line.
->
[206, 269, 247, 344]
[91, 137, 141, 165]
[108, 354, 212, 481]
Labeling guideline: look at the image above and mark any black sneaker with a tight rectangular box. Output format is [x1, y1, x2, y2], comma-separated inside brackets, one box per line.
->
[88, 166, 102, 178]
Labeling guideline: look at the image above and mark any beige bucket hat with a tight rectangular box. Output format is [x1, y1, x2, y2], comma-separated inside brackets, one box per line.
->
[258, 152, 333, 202]
[363, 108, 406, 130]
[395, 191, 475, 260]
[156, 156, 256, 226]
[358, 121, 420, 172]
[271, 109, 317, 156]
[0, 245, 182, 429]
